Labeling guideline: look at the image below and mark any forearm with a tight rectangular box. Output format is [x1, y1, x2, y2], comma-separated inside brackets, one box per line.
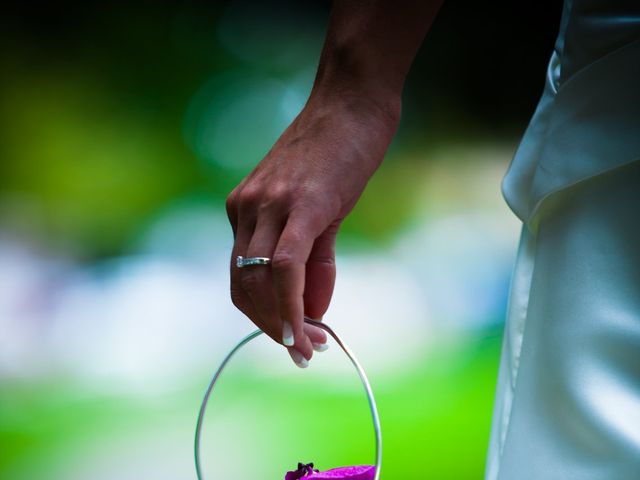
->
[310, 0, 444, 121]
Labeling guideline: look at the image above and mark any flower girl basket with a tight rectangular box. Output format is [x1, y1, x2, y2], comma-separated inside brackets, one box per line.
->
[194, 317, 382, 480]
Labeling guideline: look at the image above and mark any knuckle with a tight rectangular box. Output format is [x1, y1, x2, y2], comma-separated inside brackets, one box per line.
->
[271, 251, 297, 272]
[239, 272, 261, 292]
[269, 181, 293, 201]
[260, 183, 293, 213]
[309, 254, 335, 266]
[226, 202, 239, 233]
[230, 286, 245, 309]
[238, 185, 262, 210]
[225, 191, 238, 216]
[284, 223, 307, 244]
[291, 204, 331, 234]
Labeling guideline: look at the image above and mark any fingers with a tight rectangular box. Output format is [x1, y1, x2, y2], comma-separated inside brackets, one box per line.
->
[242, 212, 294, 346]
[301, 222, 338, 354]
[287, 347, 310, 368]
[287, 320, 329, 368]
[225, 187, 240, 239]
[304, 221, 340, 320]
[232, 205, 327, 362]
[230, 210, 285, 346]
[272, 207, 327, 362]
[228, 188, 332, 366]
[304, 323, 329, 352]
[229, 202, 254, 313]
[228, 213, 274, 338]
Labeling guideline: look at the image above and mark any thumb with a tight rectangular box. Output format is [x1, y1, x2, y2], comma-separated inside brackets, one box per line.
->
[304, 221, 340, 320]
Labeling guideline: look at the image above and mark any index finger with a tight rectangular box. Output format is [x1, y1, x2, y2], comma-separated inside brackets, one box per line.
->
[271, 207, 327, 360]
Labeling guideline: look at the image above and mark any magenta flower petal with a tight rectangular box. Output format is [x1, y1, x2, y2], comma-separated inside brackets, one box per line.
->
[285, 462, 319, 480]
[285, 464, 377, 480]
[312, 465, 376, 479]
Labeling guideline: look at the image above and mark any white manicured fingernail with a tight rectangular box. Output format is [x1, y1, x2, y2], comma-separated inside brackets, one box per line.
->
[288, 349, 309, 369]
[312, 342, 329, 353]
[282, 321, 294, 346]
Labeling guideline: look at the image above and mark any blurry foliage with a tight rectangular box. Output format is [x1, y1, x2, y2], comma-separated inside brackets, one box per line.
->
[0, 1, 560, 259]
[0, 332, 501, 479]
[0, 70, 200, 255]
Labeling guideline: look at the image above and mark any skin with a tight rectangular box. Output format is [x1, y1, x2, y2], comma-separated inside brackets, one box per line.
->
[226, 0, 444, 366]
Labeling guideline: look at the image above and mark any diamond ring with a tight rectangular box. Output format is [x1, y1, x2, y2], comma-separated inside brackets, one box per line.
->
[236, 256, 271, 268]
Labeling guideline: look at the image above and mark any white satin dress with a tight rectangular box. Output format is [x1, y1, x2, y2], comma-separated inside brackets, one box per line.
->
[485, 1, 640, 478]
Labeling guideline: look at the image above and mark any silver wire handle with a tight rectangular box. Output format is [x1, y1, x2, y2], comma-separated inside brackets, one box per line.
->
[194, 317, 382, 480]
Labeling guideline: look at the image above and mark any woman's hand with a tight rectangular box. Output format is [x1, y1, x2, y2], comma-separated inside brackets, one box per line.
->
[224, 0, 441, 366]
[226, 92, 399, 366]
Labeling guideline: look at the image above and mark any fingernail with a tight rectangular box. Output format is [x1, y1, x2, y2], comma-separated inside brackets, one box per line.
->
[282, 321, 294, 347]
[288, 349, 309, 369]
[312, 342, 329, 353]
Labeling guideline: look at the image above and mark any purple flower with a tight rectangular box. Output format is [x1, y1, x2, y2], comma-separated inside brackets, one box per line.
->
[285, 463, 376, 480]
[285, 462, 319, 480]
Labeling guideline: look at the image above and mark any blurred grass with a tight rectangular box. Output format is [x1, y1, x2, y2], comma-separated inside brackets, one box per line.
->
[0, 331, 501, 479]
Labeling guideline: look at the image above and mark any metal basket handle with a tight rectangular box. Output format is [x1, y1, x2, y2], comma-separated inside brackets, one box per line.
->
[194, 317, 382, 480]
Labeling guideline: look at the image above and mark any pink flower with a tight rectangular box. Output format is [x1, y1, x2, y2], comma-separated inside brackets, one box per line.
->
[285, 463, 376, 480]
[285, 462, 319, 480]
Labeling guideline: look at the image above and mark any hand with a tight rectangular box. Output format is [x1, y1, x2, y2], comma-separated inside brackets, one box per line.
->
[226, 92, 399, 366]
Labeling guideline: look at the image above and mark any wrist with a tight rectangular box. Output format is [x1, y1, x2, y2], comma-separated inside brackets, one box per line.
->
[307, 82, 402, 136]
[297, 89, 400, 179]
[309, 34, 405, 128]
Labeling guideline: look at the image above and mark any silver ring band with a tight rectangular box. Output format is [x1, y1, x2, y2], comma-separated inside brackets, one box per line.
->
[236, 256, 271, 268]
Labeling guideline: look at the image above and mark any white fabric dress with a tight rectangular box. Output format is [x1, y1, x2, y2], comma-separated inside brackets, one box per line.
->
[485, 1, 640, 478]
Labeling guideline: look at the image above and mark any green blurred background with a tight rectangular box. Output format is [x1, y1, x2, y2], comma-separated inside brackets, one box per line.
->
[0, 1, 561, 478]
